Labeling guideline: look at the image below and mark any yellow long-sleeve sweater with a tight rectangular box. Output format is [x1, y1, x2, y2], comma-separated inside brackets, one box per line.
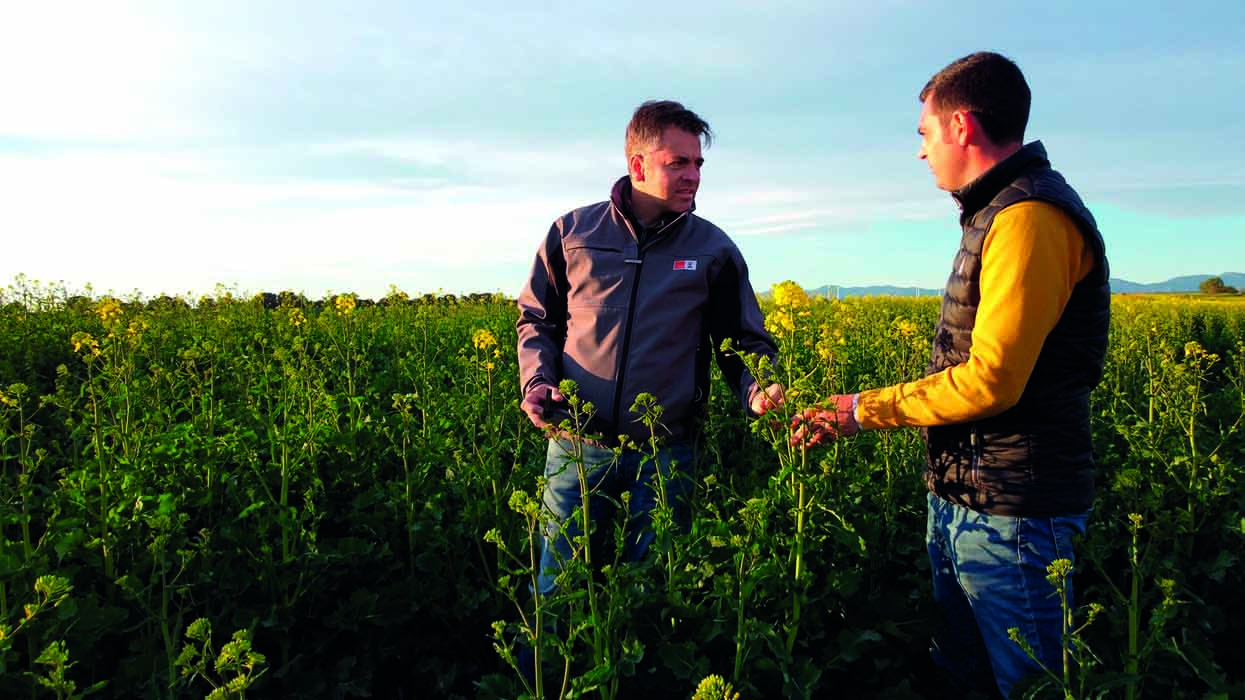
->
[856, 200, 1096, 430]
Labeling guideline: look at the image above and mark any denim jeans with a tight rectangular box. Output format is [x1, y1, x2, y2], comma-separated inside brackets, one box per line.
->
[926, 492, 1089, 699]
[535, 437, 696, 597]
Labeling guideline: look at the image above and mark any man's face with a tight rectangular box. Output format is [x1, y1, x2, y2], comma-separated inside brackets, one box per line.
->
[917, 97, 965, 192]
[632, 126, 703, 214]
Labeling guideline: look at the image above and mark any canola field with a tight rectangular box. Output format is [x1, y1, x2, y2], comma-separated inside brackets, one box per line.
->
[1, 279, 1242, 699]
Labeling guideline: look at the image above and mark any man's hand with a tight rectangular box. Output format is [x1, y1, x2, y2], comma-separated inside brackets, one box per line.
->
[521, 383, 566, 430]
[750, 383, 786, 416]
[790, 394, 859, 446]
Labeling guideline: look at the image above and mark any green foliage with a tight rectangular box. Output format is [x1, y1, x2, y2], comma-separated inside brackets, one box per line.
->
[1199, 276, 1239, 295]
[0, 279, 1242, 698]
[175, 618, 266, 700]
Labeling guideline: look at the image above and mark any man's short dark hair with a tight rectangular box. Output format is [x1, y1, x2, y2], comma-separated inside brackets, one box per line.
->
[626, 100, 713, 158]
[920, 52, 1030, 146]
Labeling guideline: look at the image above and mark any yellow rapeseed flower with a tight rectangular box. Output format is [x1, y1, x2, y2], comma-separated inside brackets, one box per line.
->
[771, 280, 810, 308]
[384, 284, 409, 304]
[693, 674, 741, 700]
[472, 328, 498, 350]
[1183, 340, 1219, 364]
[70, 331, 100, 357]
[335, 294, 356, 316]
[95, 298, 123, 324]
[892, 318, 918, 338]
[288, 308, 307, 328]
[766, 310, 795, 336]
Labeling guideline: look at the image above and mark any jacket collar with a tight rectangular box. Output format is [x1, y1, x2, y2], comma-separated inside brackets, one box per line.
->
[610, 176, 694, 241]
[952, 140, 1049, 215]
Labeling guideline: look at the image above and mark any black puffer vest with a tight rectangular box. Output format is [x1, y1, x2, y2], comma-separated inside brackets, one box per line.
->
[925, 141, 1110, 516]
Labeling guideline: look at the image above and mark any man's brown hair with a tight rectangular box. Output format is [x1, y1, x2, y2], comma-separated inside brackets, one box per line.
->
[920, 52, 1030, 146]
[625, 100, 713, 158]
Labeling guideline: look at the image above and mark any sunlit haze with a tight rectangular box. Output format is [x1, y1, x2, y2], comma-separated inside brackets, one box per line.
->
[3, 1, 1242, 299]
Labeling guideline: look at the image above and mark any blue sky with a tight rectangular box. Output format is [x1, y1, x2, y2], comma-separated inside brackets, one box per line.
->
[2, 1, 1242, 299]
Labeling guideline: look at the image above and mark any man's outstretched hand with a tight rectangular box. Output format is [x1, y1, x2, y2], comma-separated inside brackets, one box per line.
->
[790, 394, 859, 446]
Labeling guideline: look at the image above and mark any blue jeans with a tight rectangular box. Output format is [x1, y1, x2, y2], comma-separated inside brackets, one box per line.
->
[926, 493, 1089, 699]
[536, 437, 696, 597]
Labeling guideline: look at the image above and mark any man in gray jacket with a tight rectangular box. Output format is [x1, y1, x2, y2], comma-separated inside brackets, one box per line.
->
[517, 100, 783, 599]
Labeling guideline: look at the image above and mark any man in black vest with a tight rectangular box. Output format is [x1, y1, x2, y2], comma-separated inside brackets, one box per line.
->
[793, 52, 1110, 698]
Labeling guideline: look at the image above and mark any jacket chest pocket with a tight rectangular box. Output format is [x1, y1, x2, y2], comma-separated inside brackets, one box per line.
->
[640, 254, 709, 302]
[564, 244, 630, 307]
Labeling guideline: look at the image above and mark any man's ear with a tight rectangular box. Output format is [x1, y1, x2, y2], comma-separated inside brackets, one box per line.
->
[949, 110, 973, 147]
[628, 152, 645, 182]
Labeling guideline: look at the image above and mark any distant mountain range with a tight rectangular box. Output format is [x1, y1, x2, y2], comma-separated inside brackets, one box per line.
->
[797, 273, 1245, 298]
[804, 284, 942, 298]
[1108, 272, 1245, 294]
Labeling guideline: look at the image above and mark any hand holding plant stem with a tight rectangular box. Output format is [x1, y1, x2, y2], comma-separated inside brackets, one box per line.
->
[789, 394, 860, 447]
[750, 382, 786, 416]
[521, 383, 567, 430]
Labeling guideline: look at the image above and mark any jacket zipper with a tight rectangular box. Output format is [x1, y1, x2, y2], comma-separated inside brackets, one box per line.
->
[609, 207, 689, 435]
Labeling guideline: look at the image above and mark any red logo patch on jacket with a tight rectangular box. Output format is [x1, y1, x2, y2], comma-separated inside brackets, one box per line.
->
[672, 259, 697, 271]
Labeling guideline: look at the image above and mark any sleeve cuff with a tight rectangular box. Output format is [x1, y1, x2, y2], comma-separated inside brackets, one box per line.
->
[743, 379, 761, 414]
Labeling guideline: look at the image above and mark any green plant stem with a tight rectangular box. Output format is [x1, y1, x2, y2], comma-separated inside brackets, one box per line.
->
[1060, 580, 1071, 692]
[786, 478, 806, 656]
[574, 445, 606, 670]
[279, 437, 291, 564]
[733, 550, 748, 685]
[160, 550, 175, 692]
[87, 368, 115, 581]
[402, 421, 416, 576]
[1126, 522, 1140, 700]
[527, 513, 546, 700]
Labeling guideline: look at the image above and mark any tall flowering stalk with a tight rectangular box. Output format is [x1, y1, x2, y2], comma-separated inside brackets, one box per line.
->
[727, 281, 826, 658]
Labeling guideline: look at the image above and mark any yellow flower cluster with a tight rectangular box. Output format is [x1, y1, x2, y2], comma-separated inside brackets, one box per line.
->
[288, 307, 307, 328]
[472, 328, 498, 350]
[814, 323, 846, 362]
[0, 384, 23, 409]
[767, 310, 796, 336]
[96, 298, 123, 324]
[334, 294, 357, 316]
[384, 285, 409, 304]
[71, 331, 101, 357]
[692, 674, 740, 700]
[891, 318, 918, 338]
[1183, 340, 1220, 364]
[771, 280, 810, 308]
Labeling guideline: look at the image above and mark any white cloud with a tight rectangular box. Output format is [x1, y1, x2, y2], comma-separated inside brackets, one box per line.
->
[702, 182, 947, 239]
[0, 5, 193, 140]
[0, 146, 580, 298]
[312, 137, 621, 185]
